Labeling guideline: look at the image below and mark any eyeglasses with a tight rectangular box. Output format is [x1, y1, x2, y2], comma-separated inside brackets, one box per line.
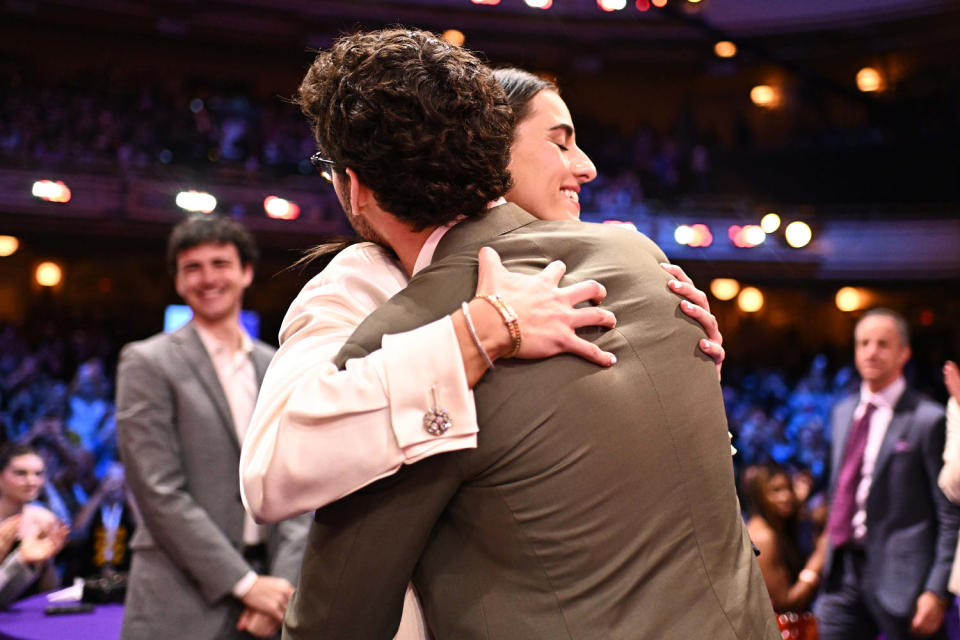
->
[310, 152, 337, 183]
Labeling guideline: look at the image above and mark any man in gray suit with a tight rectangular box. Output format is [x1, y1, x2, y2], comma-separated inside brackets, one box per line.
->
[116, 215, 309, 639]
[284, 28, 778, 640]
[816, 308, 960, 640]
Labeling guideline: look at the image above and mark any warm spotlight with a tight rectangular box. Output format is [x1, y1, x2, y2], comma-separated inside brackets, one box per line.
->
[785, 221, 812, 248]
[651, 0, 667, 6]
[737, 287, 764, 313]
[835, 287, 864, 312]
[442, 29, 465, 46]
[714, 41, 737, 58]
[176, 190, 217, 214]
[729, 224, 765, 248]
[524, 0, 552, 8]
[760, 213, 781, 233]
[750, 85, 779, 108]
[35, 261, 62, 287]
[263, 196, 301, 220]
[856, 67, 884, 93]
[710, 278, 740, 301]
[471, 0, 501, 4]
[32, 180, 72, 203]
[0, 235, 18, 257]
[598, 0, 627, 10]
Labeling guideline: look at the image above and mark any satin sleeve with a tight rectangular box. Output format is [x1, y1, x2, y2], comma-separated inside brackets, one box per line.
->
[240, 243, 478, 523]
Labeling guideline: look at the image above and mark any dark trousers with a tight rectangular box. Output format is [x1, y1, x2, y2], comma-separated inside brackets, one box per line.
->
[815, 547, 948, 640]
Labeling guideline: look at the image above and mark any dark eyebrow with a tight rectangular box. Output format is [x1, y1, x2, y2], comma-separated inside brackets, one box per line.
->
[548, 123, 574, 139]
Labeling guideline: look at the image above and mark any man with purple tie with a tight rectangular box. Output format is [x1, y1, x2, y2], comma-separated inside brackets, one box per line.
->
[816, 308, 960, 640]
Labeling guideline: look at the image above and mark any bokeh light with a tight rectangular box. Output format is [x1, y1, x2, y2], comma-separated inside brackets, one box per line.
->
[785, 221, 813, 248]
[714, 41, 737, 58]
[442, 29, 465, 46]
[176, 190, 217, 214]
[835, 287, 864, 312]
[710, 278, 740, 301]
[760, 213, 781, 233]
[737, 287, 764, 313]
[0, 235, 19, 257]
[750, 85, 779, 108]
[856, 67, 884, 92]
[264, 196, 301, 220]
[35, 262, 62, 287]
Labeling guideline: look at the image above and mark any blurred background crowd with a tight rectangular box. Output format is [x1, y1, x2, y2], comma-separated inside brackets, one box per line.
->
[0, 0, 958, 635]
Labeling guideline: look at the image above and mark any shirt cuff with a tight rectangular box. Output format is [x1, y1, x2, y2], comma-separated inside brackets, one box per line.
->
[232, 571, 258, 599]
[382, 316, 479, 454]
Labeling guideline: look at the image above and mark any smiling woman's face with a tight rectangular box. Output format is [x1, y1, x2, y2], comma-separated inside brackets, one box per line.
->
[505, 90, 597, 221]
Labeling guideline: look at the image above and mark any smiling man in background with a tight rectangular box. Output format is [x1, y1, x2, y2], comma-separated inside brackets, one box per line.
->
[116, 214, 309, 639]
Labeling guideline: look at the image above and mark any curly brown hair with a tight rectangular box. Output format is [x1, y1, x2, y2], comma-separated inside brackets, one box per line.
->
[296, 28, 515, 230]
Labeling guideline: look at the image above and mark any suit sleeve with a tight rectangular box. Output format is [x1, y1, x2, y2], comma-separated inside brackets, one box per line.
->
[285, 453, 461, 640]
[938, 398, 960, 504]
[241, 245, 477, 523]
[0, 553, 39, 608]
[920, 403, 960, 598]
[266, 512, 312, 586]
[116, 343, 251, 604]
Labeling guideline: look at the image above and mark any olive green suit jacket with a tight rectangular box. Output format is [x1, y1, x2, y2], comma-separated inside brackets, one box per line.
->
[284, 204, 778, 640]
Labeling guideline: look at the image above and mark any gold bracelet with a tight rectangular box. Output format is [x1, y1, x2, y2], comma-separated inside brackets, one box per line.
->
[474, 294, 521, 359]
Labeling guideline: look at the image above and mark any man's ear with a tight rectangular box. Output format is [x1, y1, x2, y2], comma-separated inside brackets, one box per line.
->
[346, 168, 373, 212]
[240, 263, 254, 289]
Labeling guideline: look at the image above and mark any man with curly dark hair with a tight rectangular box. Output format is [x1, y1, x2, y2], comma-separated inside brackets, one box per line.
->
[285, 28, 778, 640]
[297, 28, 514, 236]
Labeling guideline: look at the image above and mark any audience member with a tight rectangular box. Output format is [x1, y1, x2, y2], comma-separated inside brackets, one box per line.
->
[116, 214, 310, 639]
[0, 444, 69, 607]
[743, 463, 826, 633]
[816, 308, 959, 640]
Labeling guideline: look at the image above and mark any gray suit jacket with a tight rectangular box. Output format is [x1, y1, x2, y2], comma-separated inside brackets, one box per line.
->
[0, 553, 39, 609]
[285, 204, 778, 640]
[823, 388, 959, 618]
[116, 322, 310, 639]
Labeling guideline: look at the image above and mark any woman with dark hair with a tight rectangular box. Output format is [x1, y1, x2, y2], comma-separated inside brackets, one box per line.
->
[0, 444, 69, 607]
[241, 44, 726, 638]
[243, 63, 724, 521]
[744, 464, 826, 636]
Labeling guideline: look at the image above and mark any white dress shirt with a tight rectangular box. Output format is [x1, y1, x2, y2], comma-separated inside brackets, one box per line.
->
[195, 325, 266, 599]
[239, 241, 478, 523]
[851, 376, 906, 543]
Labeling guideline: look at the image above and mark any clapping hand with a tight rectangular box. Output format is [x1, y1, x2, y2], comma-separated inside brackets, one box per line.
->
[0, 515, 22, 558]
[17, 521, 69, 565]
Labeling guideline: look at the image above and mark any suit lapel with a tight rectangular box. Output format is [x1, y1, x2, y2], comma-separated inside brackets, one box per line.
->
[172, 323, 240, 450]
[871, 389, 918, 483]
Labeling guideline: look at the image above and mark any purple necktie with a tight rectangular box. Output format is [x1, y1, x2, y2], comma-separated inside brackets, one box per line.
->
[827, 403, 877, 548]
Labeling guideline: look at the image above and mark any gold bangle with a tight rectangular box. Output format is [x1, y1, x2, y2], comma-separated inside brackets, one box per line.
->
[474, 294, 521, 359]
